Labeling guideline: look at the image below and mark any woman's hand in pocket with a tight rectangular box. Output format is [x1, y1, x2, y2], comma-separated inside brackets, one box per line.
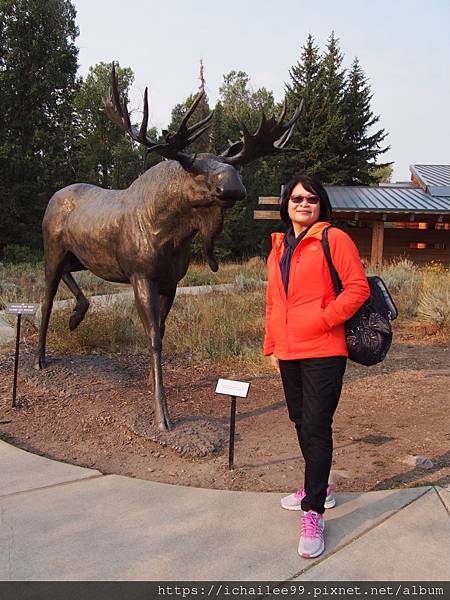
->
[267, 354, 280, 373]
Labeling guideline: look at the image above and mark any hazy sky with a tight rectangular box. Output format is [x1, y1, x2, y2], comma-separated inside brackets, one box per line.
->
[73, 0, 450, 182]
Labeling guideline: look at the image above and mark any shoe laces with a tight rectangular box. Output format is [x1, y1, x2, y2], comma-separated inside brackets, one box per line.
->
[294, 488, 305, 501]
[301, 511, 323, 538]
[295, 485, 332, 502]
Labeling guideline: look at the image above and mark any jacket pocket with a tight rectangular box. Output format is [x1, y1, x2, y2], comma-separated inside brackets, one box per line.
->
[289, 306, 326, 340]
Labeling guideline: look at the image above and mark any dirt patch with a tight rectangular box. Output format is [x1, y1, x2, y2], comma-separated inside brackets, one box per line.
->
[0, 322, 449, 493]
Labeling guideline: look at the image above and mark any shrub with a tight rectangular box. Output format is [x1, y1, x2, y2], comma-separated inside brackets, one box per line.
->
[2, 245, 42, 264]
[377, 259, 423, 319]
[234, 272, 266, 292]
[417, 272, 450, 332]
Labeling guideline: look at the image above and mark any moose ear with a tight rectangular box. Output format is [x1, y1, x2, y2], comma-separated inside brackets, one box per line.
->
[176, 152, 202, 175]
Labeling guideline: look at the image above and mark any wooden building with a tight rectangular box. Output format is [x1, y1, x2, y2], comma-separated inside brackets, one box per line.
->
[255, 164, 450, 266]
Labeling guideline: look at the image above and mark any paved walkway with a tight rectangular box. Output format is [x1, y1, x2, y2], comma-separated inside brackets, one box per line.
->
[0, 440, 449, 581]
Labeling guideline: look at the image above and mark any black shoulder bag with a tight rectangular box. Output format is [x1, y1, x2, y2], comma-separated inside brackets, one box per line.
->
[321, 227, 398, 366]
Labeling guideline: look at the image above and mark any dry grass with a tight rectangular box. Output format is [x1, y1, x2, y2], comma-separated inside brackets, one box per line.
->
[417, 271, 450, 334]
[164, 288, 266, 367]
[370, 259, 423, 319]
[373, 259, 450, 334]
[0, 258, 267, 309]
[39, 288, 268, 371]
[0, 262, 126, 308]
[2, 257, 448, 367]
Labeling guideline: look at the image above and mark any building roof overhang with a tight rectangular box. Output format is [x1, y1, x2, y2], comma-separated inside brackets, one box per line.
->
[410, 164, 450, 197]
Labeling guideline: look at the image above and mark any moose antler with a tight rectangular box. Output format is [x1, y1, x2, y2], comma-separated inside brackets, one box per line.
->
[104, 63, 213, 160]
[220, 99, 304, 166]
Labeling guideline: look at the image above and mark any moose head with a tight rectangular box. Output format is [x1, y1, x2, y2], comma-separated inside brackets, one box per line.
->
[104, 64, 303, 270]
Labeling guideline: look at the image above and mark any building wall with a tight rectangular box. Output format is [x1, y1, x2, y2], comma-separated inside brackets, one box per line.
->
[338, 223, 450, 265]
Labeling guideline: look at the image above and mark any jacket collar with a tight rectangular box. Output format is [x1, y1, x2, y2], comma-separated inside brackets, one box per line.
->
[271, 221, 332, 254]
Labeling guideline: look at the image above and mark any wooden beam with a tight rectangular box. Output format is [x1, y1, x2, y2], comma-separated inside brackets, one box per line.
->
[258, 196, 279, 205]
[370, 221, 384, 266]
[254, 210, 281, 220]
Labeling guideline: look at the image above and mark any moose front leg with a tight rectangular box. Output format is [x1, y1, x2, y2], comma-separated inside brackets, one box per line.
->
[130, 275, 173, 431]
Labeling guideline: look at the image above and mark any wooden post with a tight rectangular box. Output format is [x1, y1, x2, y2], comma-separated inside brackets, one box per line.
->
[371, 221, 384, 266]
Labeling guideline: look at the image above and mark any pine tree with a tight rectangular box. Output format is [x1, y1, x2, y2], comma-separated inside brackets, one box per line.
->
[209, 101, 230, 155]
[341, 57, 390, 184]
[282, 34, 331, 182]
[282, 34, 390, 187]
[0, 0, 79, 252]
[320, 32, 348, 183]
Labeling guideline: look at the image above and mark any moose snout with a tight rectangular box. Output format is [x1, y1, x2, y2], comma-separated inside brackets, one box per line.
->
[214, 170, 246, 203]
[214, 185, 247, 202]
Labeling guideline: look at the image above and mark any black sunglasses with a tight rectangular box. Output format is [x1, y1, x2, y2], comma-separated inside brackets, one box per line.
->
[289, 194, 320, 205]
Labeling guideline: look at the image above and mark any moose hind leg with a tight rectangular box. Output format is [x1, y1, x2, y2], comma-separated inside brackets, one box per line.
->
[62, 273, 90, 331]
[131, 275, 173, 432]
[34, 252, 66, 370]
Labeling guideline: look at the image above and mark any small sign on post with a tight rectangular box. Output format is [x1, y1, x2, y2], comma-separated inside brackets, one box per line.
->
[215, 378, 250, 470]
[5, 303, 40, 408]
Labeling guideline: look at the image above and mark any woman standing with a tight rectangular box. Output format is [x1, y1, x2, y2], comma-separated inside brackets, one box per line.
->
[264, 175, 370, 558]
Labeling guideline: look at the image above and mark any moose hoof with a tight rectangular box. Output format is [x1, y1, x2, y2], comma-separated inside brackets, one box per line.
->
[69, 313, 82, 331]
[157, 417, 173, 432]
[34, 356, 47, 370]
[207, 256, 219, 272]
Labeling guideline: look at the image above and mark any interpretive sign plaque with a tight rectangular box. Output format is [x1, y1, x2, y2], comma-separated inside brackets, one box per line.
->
[215, 378, 250, 470]
[5, 303, 40, 407]
[215, 378, 250, 398]
[5, 303, 40, 315]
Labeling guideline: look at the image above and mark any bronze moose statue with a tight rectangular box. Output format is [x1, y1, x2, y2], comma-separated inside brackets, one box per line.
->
[35, 65, 303, 431]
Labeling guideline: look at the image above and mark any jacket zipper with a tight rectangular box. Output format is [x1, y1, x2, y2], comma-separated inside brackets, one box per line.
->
[285, 243, 304, 356]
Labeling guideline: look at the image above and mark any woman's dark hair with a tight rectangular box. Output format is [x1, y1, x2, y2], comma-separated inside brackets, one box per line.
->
[279, 174, 332, 225]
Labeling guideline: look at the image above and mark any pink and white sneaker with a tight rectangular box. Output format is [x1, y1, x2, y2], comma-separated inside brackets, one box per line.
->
[298, 510, 325, 558]
[280, 484, 336, 511]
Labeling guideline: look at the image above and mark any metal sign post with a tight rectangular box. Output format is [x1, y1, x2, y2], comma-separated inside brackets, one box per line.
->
[228, 395, 237, 471]
[215, 378, 250, 470]
[5, 303, 40, 408]
[12, 313, 22, 408]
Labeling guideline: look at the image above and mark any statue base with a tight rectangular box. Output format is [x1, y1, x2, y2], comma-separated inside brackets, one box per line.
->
[127, 409, 228, 458]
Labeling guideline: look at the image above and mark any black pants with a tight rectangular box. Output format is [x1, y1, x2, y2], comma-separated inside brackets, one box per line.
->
[279, 356, 347, 514]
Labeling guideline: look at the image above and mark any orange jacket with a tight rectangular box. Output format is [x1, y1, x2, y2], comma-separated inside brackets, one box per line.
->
[263, 221, 370, 360]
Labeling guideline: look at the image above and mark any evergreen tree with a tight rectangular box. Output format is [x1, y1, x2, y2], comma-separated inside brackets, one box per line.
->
[341, 57, 390, 184]
[320, 32, 348, 183]
[282, 34, 331, 182]
[209, 101, 230, 155]
[0, 0, 79, 252]
[283, 33, 351, 184]
[283, 34, 390, 186]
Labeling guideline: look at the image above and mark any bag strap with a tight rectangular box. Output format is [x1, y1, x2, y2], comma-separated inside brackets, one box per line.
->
[321, 226, 343, 296]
